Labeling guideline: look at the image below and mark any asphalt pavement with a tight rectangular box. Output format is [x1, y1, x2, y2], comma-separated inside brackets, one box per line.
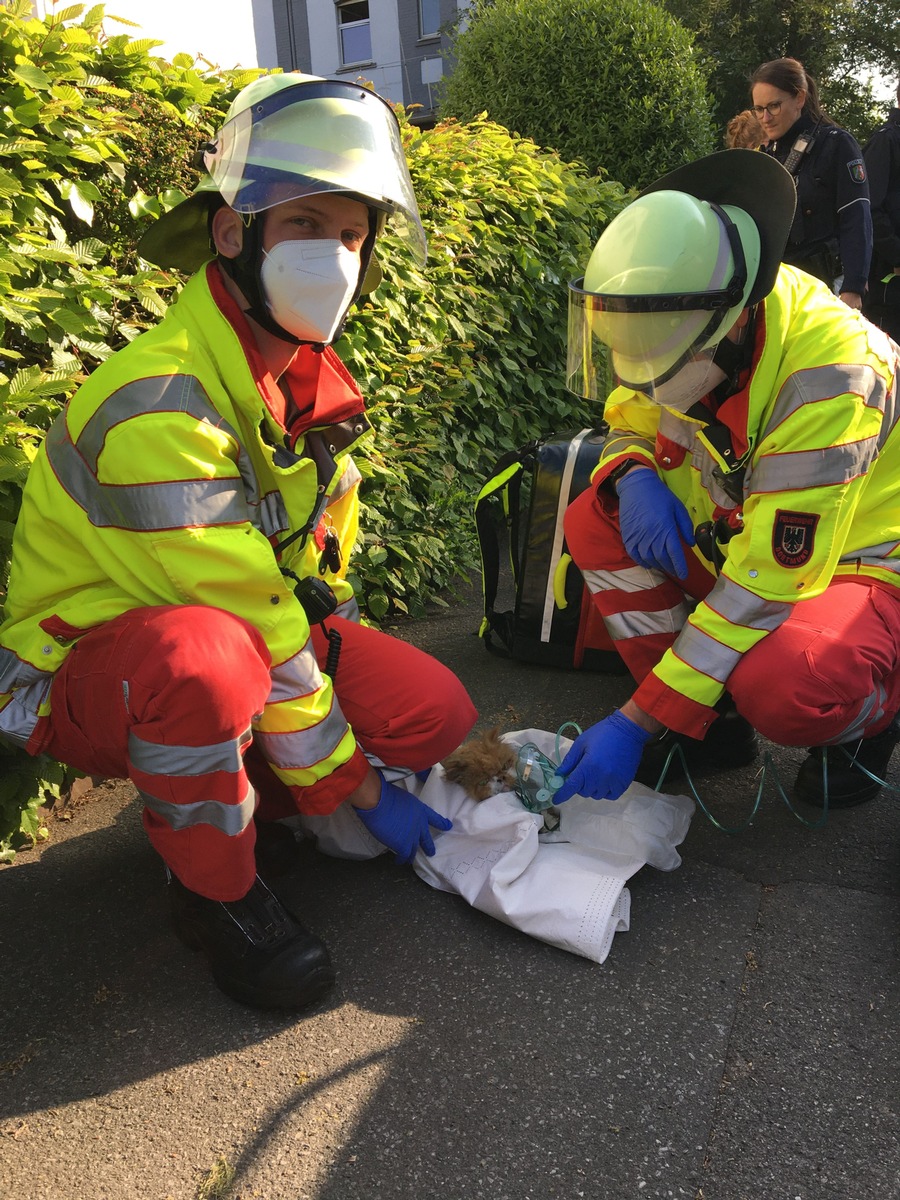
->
[1, 580, 898, 1200]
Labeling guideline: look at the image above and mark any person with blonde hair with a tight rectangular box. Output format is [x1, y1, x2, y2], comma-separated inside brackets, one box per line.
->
[724, 109, 765, 150]
[750, 56, 871, 309]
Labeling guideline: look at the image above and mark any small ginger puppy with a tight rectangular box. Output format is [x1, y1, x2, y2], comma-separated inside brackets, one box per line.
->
[442, 727, 517, 801]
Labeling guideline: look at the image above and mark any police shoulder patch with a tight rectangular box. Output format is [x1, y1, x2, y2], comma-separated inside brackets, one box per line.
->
[848, 158, 867, 183]
[772, 510, 820, 568]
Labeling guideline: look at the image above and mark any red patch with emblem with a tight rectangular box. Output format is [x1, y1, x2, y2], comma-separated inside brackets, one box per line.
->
[772, 510, 819, 568]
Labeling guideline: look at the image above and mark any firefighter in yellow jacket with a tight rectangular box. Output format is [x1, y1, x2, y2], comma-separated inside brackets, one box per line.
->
[0, 74, 476, 1010]
[554, 149, 900, 809]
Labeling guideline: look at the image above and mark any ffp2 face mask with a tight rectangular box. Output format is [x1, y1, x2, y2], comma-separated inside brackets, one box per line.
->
[260, 239, 360, 344]
[648, 352, 727, 411]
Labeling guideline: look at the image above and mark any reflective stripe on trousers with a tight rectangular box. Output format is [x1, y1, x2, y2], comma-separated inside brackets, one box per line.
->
[563, 485, 715, 686]
[32, 605, 274, 901]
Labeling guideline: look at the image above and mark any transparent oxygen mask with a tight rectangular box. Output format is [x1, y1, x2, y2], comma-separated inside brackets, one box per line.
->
[514, 723, 582, 831]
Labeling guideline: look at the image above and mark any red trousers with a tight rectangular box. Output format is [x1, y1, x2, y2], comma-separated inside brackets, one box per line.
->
[33, 605, 476, 899]
[564, 486, 900, 746]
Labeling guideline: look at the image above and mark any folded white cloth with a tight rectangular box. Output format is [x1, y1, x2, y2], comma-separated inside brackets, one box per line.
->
[411, 729, 693, 964]
[292, 728, 694, 966]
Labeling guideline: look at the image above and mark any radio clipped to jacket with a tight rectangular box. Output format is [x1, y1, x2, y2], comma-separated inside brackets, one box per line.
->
[292, 575, 338, 623]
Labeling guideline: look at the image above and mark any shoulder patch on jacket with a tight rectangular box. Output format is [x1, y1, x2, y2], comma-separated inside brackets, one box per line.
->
[847, 158, 867, 184]
[772, 510, 820, 568]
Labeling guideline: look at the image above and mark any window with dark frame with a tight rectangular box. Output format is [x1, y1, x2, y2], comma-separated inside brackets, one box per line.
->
[338, 1, 372, 66]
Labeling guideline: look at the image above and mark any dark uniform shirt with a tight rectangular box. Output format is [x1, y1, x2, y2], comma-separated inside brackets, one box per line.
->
[862, 107, 900, 336]
[863, 109, 900, 279]
[764, 114, 872, 295]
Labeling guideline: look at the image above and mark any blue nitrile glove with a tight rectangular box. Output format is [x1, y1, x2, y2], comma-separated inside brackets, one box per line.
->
[553, 710, 653, 803]
[354, 774, 452, 864]
[616, 468, 695, 579]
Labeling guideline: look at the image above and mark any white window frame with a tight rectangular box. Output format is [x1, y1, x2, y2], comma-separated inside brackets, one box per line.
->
[419, 0, 442, 39]
[336, 0, 372, 67]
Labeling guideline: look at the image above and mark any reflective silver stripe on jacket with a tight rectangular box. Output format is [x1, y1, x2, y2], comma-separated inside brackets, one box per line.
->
[0, 681, 50, 747]
[254, 703, 350, 771]
[334, 595, 360, 623]
[138, 779, 256, 835]
[267, 642, 322, 704]
[259, 490, 290, 540]
[128, 726, 253, 775]
[0, 646, 55, 694]
[838, 546, 900, 575]
[747, 438, 879, 494]
[762, 364, 893, 441]
[45, 375, 258, 531]
[330, 458, 362, 503]
[604, 427, 657, 459]
[873, 365, 900, 453]
[704, 576, 793, 632]
[656, 410, 698, 450]
[672, 622, 742, 684]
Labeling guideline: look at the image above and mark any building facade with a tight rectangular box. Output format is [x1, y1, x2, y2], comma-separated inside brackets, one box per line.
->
[272, 0, 470, 123]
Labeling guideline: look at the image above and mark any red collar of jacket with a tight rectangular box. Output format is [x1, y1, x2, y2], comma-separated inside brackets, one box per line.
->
[206, 262, 366, 441]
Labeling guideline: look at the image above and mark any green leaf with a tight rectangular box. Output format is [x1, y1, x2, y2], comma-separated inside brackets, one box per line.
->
[368, 590, 390, 619]
[59, 179, 95, 225]
[11, 63, 53, 92]
[60, 26, 94, 46]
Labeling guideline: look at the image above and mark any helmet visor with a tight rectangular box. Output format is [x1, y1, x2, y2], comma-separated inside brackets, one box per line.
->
[203, 78, 426, 264]
[566, 281, 734, 401]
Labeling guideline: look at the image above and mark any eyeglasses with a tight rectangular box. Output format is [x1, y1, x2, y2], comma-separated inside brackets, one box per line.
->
[751, 100, 783, 118]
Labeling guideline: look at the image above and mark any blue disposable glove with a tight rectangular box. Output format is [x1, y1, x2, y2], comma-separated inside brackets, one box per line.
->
[354, 774, 453, 864]
[616, 468, 696, 580]
[553, 710, 654, 804]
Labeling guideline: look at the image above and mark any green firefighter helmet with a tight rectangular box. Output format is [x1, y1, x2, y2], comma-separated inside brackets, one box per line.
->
[567, 149, 796, 401]
[137, 71, 426, 293]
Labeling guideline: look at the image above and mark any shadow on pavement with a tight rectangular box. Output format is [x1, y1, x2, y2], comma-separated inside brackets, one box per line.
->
[0, 583, 898, 1198]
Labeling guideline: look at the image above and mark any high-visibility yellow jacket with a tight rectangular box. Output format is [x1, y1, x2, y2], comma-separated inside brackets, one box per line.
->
[0, 263, 373, 811]
[595, 266, 900, 736]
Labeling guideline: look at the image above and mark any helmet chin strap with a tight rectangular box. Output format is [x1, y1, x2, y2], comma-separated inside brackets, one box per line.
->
[711, 306, 757, 396]
[218, 207, 379, 349]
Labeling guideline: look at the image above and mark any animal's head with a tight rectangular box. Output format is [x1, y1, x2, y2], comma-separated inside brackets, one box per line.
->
[442, 727, 517, 801]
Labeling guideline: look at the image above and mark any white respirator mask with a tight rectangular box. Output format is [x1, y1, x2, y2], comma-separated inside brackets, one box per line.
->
[648, 350, 727, 412]
[260, 239, 360, 344]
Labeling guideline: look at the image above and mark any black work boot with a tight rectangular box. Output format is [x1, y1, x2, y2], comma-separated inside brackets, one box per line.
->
[169, 873, 335, 1011]
[635, 699, 759, 788]
[794, 718, 900, 808]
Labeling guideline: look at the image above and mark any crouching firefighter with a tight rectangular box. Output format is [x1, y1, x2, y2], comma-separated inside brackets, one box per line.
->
[0, 73, 476, 1011]
[552, 148, 900, 810]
